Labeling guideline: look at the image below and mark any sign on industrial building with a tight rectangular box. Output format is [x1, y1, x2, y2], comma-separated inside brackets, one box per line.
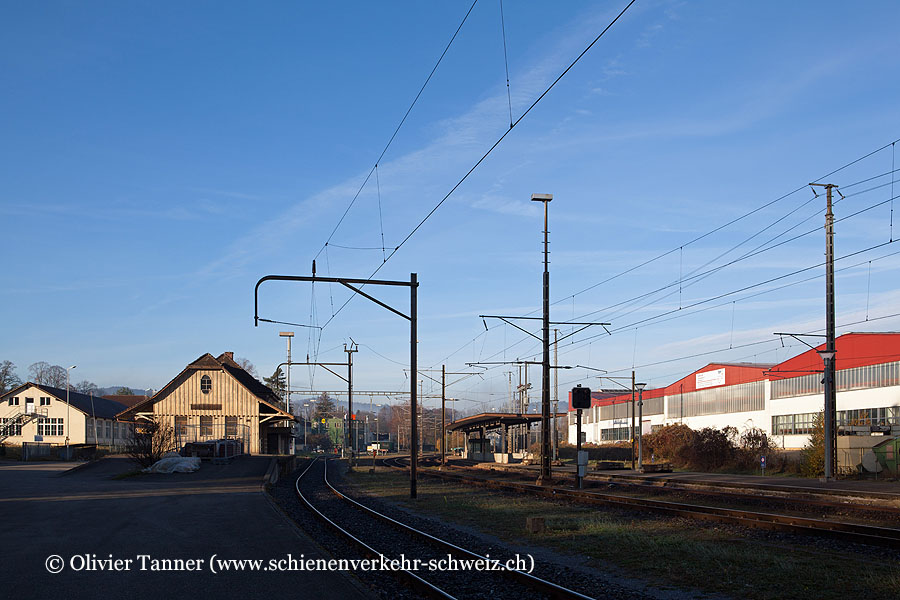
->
[696, 368, 725, 389]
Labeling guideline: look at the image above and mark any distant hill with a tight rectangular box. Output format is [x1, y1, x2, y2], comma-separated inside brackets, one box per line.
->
[97, 386, 154, 397]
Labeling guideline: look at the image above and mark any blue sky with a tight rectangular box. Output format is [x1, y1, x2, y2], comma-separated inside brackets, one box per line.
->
[3, 1, 899, 413]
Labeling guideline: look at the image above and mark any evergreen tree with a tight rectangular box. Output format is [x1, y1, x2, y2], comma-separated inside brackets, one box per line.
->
[800, 411, 825, 477]
[313, 393, 336, 423]
[263, 367, 286, 399]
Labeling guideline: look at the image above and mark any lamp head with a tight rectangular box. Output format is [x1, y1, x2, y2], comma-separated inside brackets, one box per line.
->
[636, 382, 647, 391]
[531, 193, 553, 202]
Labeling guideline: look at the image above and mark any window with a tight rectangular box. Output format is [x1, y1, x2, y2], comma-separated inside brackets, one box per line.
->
[600, 426, 631, 442]
[39, 397, 51, 406]
[772, 413, 819, 435]
[200, 416, 213, 437]
[9, 397, 19, 406]
[37, 418, 64, 437]
[106, 421, 112, 439]
[175, 416, 188, 436]
[665, 381, 765, 418]
[225, 416, 237, 438]
[2, 419, 22, 437]
[200, 375, 212, 394]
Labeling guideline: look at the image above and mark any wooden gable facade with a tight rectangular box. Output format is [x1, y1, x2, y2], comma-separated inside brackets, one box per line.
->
[121, 352, 294, 454]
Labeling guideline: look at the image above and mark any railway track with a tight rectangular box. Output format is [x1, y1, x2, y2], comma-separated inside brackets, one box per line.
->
[451, 459, 900, 511]
[295, 457, 601, 600]
[386, 456, 900, 549]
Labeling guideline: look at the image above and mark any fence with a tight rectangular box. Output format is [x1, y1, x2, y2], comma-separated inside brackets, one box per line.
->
[22, 442, 52, 461]
[173, 422, 250, 454]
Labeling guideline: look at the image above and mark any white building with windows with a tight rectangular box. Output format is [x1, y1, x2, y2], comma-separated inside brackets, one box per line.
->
[1, 383, 130, 448]
[568, 332, 900, 450]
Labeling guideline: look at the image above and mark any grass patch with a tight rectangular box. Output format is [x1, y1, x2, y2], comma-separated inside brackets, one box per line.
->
[346, 469, 899, 600]
[111, 469, 144, 480]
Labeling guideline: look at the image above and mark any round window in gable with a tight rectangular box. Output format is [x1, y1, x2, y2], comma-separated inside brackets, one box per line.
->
[201, 375, 212, 394]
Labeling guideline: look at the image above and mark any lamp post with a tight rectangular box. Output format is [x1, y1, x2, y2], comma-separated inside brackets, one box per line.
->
[65, 365, 76, 459]
[635, 382, 647, 471]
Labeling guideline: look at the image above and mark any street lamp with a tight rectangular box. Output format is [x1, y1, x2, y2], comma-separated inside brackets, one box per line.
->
[65, 365, 76, 459]
[635, 382, 647, 470]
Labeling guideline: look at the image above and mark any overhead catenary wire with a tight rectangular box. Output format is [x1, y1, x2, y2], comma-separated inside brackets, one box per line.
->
[499, 0, 513, 128]
[518, 237, 900, 362]
[476, 231, 900, 373]
[435, 140, 900, 373]
[314, 0, 480, 262]
[316, 0, 637, 332]
[375, 164, 387, 263]
[553, 137, 900, 308]
[478, 182, 900, 364]
[474, 192, 886, 366]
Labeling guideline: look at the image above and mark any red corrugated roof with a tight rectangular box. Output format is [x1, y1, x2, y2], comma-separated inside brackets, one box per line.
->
[565, 332, 900, 411]
[768, 332, 900, 376]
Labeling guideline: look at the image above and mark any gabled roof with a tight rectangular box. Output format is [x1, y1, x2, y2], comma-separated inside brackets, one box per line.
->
[1, 383, 127, 419]
[119, 352, 291, 419]
[102, 395, 149, 409]
[214, 352, 282, 406]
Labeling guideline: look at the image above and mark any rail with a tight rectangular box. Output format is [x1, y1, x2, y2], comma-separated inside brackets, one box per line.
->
[387, 456, 900, 549]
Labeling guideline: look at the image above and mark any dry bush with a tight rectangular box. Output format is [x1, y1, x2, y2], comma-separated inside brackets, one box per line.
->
[688, 427, 737, 471]
[642, 423, 697, 467]
[126, 418, 177, 468]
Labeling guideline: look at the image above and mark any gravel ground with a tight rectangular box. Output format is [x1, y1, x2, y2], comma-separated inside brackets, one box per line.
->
[452, 462, 900, 526]
[415, 463, 900, 562]
[329, 463, 732, 600]
[269, 458, 699, 599]
[271, 458, 898, 599]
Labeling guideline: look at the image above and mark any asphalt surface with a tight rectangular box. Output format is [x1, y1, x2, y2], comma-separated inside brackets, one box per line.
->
[1, 456, 371, 599]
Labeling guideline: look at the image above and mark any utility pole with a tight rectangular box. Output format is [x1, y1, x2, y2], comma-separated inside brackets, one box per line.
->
[532, 193, 553, 485]
[553, 328, 559, 462]
[810, 182, 841, 480]
[631, 370, 636, 471]
[345, 342, 358, 468]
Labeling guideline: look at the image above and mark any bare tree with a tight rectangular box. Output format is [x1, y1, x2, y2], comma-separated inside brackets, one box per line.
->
[126, 418, 177, 468]
[27, 362, 68, 388]
[0, 360, 21, 394]
[236, 357, 258, 379]
[74, 380, 99, 394]
[45, 365, 68, 388]
[28, 361, 51, 384]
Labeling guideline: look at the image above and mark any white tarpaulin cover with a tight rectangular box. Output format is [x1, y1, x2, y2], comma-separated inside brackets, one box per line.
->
[143, 452, 201, 474]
